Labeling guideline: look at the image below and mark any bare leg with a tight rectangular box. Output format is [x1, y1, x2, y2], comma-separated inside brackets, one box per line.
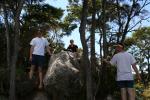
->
[29, 65, 35, 79]
[127, 88, 135, 100]
[38, 67, 43, 89]
[121, 88, 127, 100]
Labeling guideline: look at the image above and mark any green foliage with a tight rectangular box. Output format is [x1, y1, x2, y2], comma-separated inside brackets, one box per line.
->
[66, 3, 82, 20]
[0, 96, 8, 100]
[105, 66, 118, 93]
[135, 82, 145, 100]
[68, 0, 79, 3]
[25, 0, 45, 4]
[48, 40, 65, 53]
[0, 68, 9, 95]
[128, 27, 150, 87]
[0, 1, 66, 98]
[0, 0, 149, 99]
[94, 65, 119, 99]
[16, 74, 35, 98]
[131, 27, 150, 63]
[0, 24, 9, 95]
[61, 1, 82, 36]
[23, 4, 64, 31]
[124, 37, 136, 48]
[0, 25, 6, 68]
[61, 23, 78, 35]
[132, 27, 150, 40]
[20, 3, 66, 58]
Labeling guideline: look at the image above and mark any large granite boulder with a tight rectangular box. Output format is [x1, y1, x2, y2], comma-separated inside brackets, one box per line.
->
[43, 51, 81, 99]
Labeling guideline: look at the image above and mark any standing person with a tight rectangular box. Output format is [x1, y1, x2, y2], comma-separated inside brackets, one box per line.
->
[29, 30, 51, 89]
[67, 39, 78, 58]
[104, 43, 141, 100]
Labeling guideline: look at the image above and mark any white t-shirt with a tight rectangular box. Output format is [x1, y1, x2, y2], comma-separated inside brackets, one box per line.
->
[30, 37, 49, 56]
[110, 51, 136, 81]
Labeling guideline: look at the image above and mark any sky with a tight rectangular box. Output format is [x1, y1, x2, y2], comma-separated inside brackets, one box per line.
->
[45, 0, 150, 52]
[45, 0, 82, 49]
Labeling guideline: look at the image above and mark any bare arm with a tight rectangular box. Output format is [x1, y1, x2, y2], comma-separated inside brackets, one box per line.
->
[103, 56, 114, 66]
[46, 46, 51, 55]
[132, 63, 141, 81]
[29, 46, 34, 61]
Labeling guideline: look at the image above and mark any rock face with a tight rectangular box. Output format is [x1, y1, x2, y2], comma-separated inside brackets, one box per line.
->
[43, 51, 81, 99]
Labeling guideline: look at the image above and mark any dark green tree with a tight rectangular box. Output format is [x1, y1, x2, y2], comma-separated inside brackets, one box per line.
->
[129, 27, 150, 83]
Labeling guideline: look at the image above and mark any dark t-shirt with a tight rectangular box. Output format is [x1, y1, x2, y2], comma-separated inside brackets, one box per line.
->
[67, 44, 78, 52]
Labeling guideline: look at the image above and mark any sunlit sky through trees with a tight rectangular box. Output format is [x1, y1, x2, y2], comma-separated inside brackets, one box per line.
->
[46, 0, 150, 53]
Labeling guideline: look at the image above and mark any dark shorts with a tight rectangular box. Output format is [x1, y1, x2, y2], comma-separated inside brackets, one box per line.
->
[117, 80, 134, 88]
[31, 54, 45, 67]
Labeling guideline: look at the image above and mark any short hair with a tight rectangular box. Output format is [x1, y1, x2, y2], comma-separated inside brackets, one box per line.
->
[116, 43, 124, 49]
[70, 39, 74, 43]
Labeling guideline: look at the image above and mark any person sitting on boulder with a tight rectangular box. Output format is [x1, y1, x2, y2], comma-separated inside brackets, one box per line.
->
[67, 39, 78, 52]
[67, 39, 78, 58]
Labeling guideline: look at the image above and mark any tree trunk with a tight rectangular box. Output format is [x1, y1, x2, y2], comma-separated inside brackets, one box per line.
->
[90, 0, 96, 69]
[9, 1, 25, 100]
[99, 1, 109, 99]
[79, 0, 93, 100]
[90, 0, 96, 99]
[101, 0, 108, 58]
[147, 50, 150, 81]
[116, 0, 122, 43]
[2, 2, 10, 68]
[120, 1, 134, 43]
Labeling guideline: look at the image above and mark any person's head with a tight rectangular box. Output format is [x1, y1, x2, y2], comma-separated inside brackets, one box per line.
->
[36, 30, 43, 37]
[70, 39, 74, 44]
[115, 43, 124, 52]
